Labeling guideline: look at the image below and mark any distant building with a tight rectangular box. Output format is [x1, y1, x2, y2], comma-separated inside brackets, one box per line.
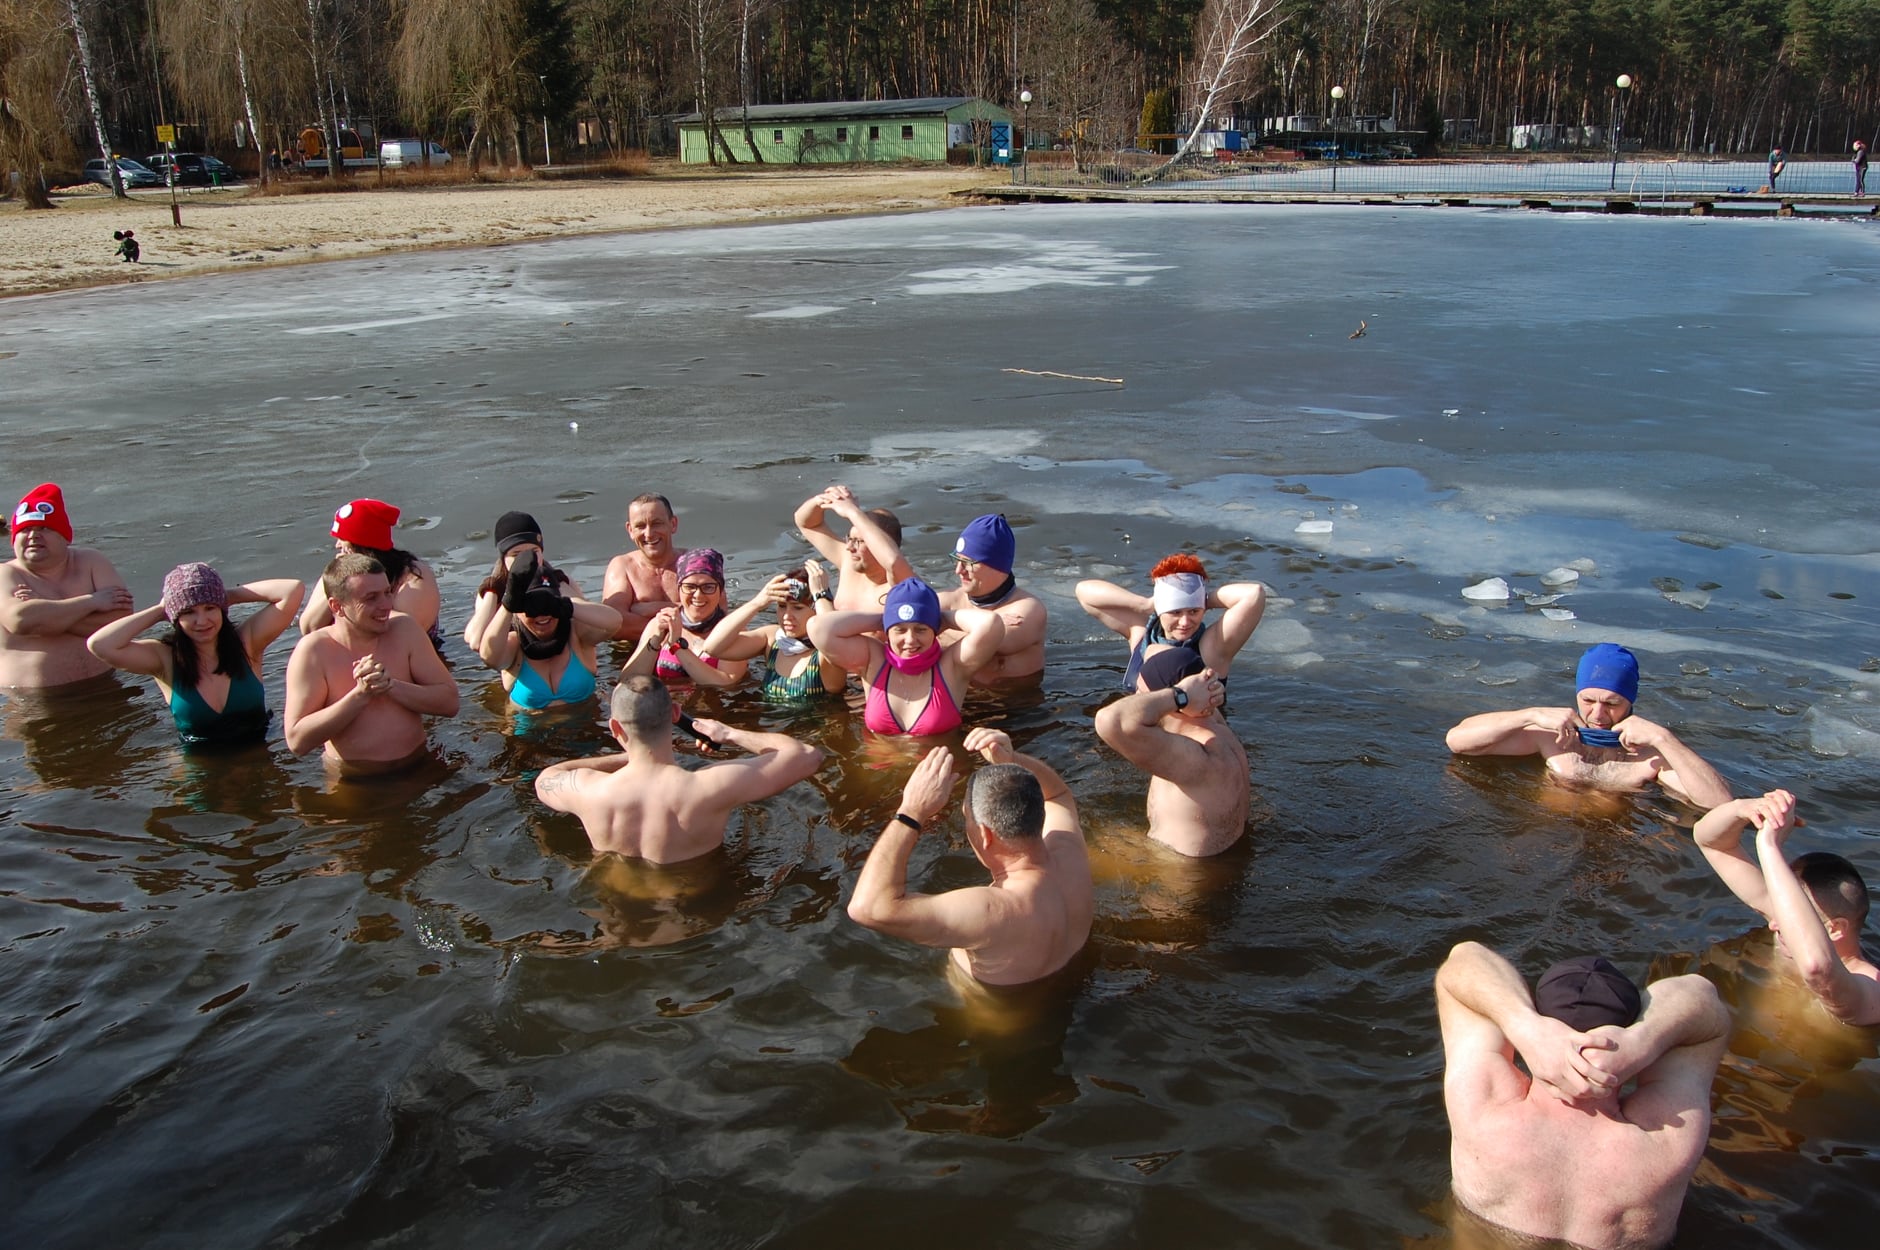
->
[1510, 123, 1606, 151]
[677, 97, 1012, 164]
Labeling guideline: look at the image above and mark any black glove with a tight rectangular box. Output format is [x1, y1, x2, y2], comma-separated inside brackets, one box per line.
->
[502, 550, 540, 611]
[518, 587, 573, 622]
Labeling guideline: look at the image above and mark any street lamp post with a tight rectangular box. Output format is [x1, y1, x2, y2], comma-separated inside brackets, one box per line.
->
[539, 74, 552, 167]
[1019, 89, 1032, 185]
[1609, 73, 1632, 191]
[1330, 85, 1345, 193]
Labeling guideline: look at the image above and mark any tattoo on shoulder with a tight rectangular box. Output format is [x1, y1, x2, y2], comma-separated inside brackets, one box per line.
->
[539, 771, 578, 794]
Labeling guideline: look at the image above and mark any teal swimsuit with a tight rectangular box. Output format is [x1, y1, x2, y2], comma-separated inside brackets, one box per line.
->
[168, 664, 268, 748]
[509, 651, 597, 709]
[762, 637, 830, 702]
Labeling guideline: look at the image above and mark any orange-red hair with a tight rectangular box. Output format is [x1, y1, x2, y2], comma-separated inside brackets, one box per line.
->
[1150, 553, 1207, 580]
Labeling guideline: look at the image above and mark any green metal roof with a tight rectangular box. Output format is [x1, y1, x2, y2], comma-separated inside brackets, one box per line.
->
[677, 97, 1003, 125]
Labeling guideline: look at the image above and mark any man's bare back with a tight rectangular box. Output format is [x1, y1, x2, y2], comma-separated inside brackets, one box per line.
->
[1096, 664, 1249, 857]
[1437, 944, 1729, 1250]
[535, 680, 823, 866]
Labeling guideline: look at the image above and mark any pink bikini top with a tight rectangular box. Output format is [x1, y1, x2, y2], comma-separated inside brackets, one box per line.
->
[863, 651, 961, 736]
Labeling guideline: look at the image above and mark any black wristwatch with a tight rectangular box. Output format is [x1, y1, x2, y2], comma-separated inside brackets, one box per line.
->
[815, 590, 834, 602]
[1171, 687, 1190, 712]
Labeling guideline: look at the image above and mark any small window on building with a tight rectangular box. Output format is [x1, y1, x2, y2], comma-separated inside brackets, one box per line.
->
[773, 129, 783, 143]
[804, 128, 814, 141]
[836, 127, 848, 142]
[869, 125, 880, 141]
[901, 125, 915, 140]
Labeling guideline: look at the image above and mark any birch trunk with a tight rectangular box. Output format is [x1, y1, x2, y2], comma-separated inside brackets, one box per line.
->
[64, 0, 122, 198]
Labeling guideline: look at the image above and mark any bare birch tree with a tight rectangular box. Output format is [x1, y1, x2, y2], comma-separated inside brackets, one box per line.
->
[62, 0, 120, 195]
[1175, 0, 1285, 160]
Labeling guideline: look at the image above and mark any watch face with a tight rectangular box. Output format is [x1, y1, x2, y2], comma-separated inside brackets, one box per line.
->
[1172, 688, 1188, 710]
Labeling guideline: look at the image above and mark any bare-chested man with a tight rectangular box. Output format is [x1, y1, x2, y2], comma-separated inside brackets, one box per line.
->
[1444, 643, 1731, 808]
[1437, 942, 1730, 1250]
[848, 728, 1093, 986]
[533, 676, 824, 864]
[1093, 648, 1249, 857]
[1695, 788, 1880, 1027]
[0, 483, 132, 688]
[601, 493, 689, 641]
[936, 514, 1046, 686]
[284, 553, 459, 773]
[793, 484, 913, 615]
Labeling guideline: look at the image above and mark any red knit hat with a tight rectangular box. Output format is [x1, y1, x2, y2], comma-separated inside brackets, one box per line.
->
[12, 483, 73, 542]
[331, 498, 399, 550]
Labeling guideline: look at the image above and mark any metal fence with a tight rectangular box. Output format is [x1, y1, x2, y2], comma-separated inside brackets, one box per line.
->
[1010, 153, 1870, 199]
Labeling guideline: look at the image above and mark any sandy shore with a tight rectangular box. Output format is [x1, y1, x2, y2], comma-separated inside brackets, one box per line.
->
[0, 165, 998, 298]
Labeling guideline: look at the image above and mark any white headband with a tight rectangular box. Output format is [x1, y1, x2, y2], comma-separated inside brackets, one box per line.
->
[1152, 572, 1206, 615]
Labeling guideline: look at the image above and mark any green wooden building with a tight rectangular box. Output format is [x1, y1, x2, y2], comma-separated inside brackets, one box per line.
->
[677, 97, 1012, 164]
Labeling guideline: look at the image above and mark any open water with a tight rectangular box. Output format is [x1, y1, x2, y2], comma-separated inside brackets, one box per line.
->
[1, 203, 1877, 1248]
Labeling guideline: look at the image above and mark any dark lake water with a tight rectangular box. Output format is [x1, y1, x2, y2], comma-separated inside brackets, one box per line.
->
[2, 203, 1877, 1248]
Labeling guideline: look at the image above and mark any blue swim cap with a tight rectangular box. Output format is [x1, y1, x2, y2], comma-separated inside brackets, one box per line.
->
[1575, 643, 1639, 705]
[954, 514, 1016, 574]
[882, 577, 942, 632]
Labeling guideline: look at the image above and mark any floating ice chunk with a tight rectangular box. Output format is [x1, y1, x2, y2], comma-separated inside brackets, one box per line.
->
[1565, 558, 1598, 575]
[1664, 589, 1711, 611]
[1442, 408, 1461, 416]
[1524, 594, 1563, 607]
[1539, 567, 1581, 588]
[1541, 608, 1577, 621]
[1295, 520, 1335, 534]
[1250, 618, 1314, 654]
[1462, 577, 1511, 602]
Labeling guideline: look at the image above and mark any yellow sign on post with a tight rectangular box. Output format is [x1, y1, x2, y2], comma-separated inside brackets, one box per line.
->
[156, 124, 175, 145]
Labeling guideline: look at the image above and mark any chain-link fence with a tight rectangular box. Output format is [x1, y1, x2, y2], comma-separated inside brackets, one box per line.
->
[1009, 151, 1870, 199]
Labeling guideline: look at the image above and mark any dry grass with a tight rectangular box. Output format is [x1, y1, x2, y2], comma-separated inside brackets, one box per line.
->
[255, 151, 652, 196]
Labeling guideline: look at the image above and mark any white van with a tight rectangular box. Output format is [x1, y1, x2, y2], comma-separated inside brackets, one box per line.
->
[379, 139, 452, 168]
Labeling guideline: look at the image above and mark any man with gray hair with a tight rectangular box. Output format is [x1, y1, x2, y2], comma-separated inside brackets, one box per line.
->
[848, 728, 1092, 985]
[1436, 942, 1730, 1249]
[534, 676, 823, 864]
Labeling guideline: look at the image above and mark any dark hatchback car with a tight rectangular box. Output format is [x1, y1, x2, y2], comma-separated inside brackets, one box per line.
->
[142, 152, 238, 185]
[83, 157, 164, 188]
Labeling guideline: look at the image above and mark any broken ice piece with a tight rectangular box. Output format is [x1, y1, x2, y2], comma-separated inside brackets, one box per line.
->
[1462, 577, 1511, 602]
[1540, 608, 1577, 621]
[1539, 567, 1581, 588]
[1295, 520, 1335, 534]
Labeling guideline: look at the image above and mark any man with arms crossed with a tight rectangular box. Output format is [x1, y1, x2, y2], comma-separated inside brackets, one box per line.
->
[284, 553, 459, 773]
[602, 493, 689, 641]
[1694, 788, 1880, 1026]
[848, 728, 1092, 986]
[937, 514, 1047, 686]
[0, 483, 132, 688]
[793, 485, 913, 614]
[1445, 642, 1731, 808]
[1094, 649, 1248, 857]
[1437, 942, 1729, 1250]
[534, 676, 824, 863]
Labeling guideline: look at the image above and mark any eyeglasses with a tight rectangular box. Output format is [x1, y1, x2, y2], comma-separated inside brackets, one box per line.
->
[952, 556, 979, 572]
[678, 581, 720, 596]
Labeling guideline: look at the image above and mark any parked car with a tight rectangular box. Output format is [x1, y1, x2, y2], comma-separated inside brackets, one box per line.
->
[142, 152, 238, 186]
[83, 157, 163, 189]
[379, 139, 452, 169]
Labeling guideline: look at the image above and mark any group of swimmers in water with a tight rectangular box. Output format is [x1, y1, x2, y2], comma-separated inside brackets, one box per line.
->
[3, 477, 1873, 1249]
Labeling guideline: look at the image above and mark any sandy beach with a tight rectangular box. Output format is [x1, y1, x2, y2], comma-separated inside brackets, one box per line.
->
[0, 165, 996, 298]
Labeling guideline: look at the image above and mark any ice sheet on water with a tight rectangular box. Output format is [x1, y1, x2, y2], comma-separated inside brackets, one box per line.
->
[749, 306, 842, 319]
[1804, 707, 1880, 759]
